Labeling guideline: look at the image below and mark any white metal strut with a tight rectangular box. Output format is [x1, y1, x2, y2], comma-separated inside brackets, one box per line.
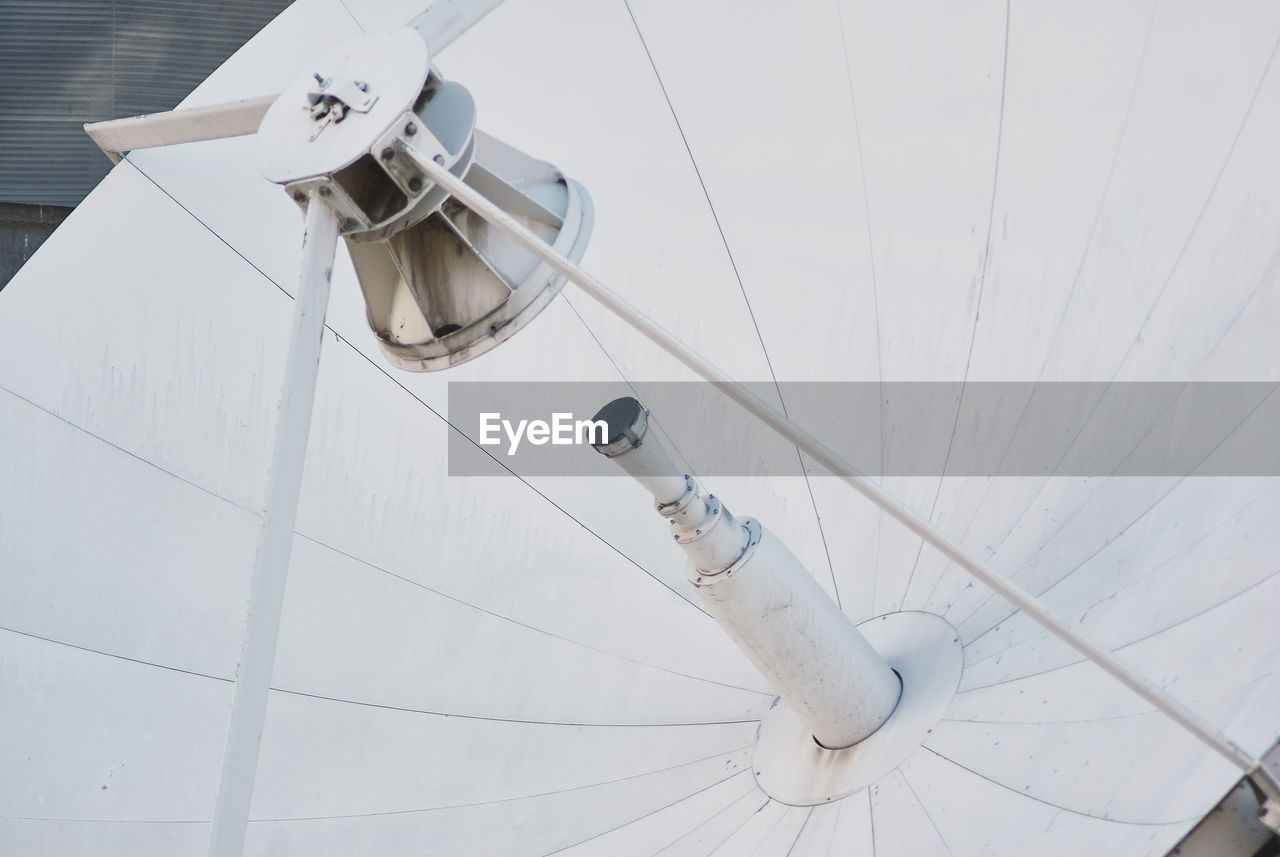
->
[207, 193, 340, 857]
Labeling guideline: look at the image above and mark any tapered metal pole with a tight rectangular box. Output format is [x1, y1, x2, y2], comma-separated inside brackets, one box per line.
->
[410, 151, 1280, 803]
[208, 193, 340, 857]
[593, 397, 901, 748]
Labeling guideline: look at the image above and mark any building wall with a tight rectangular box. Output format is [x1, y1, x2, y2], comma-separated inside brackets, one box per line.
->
[0, 203, 72, 293]
[0, 0, 291, 289]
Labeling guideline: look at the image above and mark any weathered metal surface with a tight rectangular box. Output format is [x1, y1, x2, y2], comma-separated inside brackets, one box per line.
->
[594, 397, 901, 749]
[752, 612, 963, 806]
[2, 0, 1279, 855]
[255, 28, 429, 185]
[206, 192, 340, 857]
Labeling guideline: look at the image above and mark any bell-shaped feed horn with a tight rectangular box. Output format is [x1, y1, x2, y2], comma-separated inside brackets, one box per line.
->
[347, 131, 592, 371]
[256, 26, 593, 372]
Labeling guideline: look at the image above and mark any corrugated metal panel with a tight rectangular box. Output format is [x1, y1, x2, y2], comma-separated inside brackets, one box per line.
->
[0, 0, 292, 207]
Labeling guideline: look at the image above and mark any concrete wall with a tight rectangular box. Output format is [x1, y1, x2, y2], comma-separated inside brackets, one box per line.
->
[0, 203, 72, 293]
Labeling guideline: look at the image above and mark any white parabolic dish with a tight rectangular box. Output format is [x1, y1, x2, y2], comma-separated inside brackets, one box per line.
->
[2, 1, 1280, 856]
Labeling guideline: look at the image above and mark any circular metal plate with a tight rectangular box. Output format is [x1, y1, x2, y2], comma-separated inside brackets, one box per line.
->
[752, 611, 963, 806]
[256, 27, 429, 184]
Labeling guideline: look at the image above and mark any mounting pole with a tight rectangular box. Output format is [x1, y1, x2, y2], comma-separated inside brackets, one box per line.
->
[410, 153, 1280, 805]
[592, 397, 901, 748]
[207, 193, 339, 857]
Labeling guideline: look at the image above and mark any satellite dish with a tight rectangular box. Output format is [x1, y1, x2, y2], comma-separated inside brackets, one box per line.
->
[1, 1, 1278, 856]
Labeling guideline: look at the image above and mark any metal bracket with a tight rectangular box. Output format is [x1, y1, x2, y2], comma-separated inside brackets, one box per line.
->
[83, 95, 278, 163]
[1249, 763, 1280, 834]
[687, 517, 762, 584]
[305, 72, 380, 141]
[1260, 798, 1280, 835]
[372, 112, 449, 197]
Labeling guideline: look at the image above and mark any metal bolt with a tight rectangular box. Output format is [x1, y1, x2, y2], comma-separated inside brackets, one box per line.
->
[408, 177, 423, 193]
[404, 122, 417, 136]
[342, 219, 358, 231]
[292, 192, 306, 203]
[380, 147, 395, 161]
[433, 154, 445, 165]
[318, 186, 331, 197]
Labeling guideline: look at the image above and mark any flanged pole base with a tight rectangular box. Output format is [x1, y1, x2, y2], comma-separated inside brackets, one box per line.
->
[752, 612, 962, 806]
